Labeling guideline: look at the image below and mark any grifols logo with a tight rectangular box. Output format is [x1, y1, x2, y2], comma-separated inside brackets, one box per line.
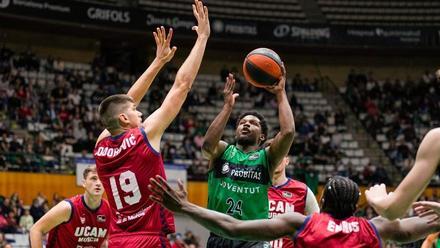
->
[0, 0, 10, 8]
[87, 7, 130, 23]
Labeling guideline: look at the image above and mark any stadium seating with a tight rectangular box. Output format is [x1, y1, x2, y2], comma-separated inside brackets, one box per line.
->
[138, 0, 308, 23]
[318, 0, 440, 26]
[0, 47, 380, 185]
[341, 69, 440, 185]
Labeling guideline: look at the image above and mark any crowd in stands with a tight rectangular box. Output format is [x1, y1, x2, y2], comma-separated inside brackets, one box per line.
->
[0, 192, 56, 236]
[0, 191, 202, 247]
[343, 69, 440, 179]
[0, 46, 394, 186]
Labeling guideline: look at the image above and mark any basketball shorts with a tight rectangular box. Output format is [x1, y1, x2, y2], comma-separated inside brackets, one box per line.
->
[109, 234, 171, 248]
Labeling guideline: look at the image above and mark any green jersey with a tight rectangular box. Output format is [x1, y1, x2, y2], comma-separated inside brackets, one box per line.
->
[207, 145, 271, 220]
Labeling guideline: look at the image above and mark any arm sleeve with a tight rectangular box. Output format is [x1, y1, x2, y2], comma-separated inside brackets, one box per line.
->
[305, 187, 320, 215]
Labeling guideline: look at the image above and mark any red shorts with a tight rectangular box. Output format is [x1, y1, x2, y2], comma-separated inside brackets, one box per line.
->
[109, 234, 171, 248]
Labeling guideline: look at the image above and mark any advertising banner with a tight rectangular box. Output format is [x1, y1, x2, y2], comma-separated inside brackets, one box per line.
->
[1, 0, 439, 47]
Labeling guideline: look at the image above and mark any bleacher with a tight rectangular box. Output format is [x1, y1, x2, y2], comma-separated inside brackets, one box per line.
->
[288, 91, 369, 183]
[138, 0, 308, 23]
[318, 0, 440, 26]
[341, 70, 440, 185]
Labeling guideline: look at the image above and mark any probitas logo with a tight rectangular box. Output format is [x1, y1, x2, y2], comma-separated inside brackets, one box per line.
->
[0, 0, 10, 8]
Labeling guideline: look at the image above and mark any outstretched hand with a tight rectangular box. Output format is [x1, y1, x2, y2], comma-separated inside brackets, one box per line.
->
[264, 63, 286, 94]
[192, 0, 210, 39]
[224, 73, 239, 108]
[365, 184, 394, 217]
[148, 175, 188, 213]
[413, 201, 440, 224]
[153, 26, 177, 64]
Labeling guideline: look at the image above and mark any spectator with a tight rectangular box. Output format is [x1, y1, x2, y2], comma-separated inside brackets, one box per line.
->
[29, 199, 44, 222]
[19, 209, 33, 233]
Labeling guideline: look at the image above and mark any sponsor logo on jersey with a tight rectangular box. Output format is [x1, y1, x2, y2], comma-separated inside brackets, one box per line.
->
[221, 163, 230, 174]
[74, 226, 108, 242]
[215, 160, 270, 184]
[248, 153, 260, 160]
[97, 215, 106, 222]
[116, 207, 149, 224]
[269, 200, 295, 214]
[80, 216, 86, 224]
[282, 191, 292, 198]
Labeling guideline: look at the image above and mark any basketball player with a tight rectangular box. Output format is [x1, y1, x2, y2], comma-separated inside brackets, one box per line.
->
[366, 128, 440, 220]
[268, 156, 319, 248]
[149, 175, 440, 247]
[201, 71, 294, 247]
[94, 1, 210, 247]
[30, 166, 111, 248]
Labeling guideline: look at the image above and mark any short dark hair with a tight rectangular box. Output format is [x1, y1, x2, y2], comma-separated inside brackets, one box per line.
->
[321, 176, 360, 219]
[83, 165, 97, 179]
[98, 94, 134, 129]
[236, 111, 268, 144]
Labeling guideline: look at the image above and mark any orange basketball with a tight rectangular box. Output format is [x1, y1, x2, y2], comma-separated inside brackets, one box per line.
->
[243, 48, 283, 88]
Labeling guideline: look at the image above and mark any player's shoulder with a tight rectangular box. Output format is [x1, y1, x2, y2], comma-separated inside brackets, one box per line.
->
[68, 194, 82, 204]
[287, 178, 307, 189]
[101, 198, 111, 208]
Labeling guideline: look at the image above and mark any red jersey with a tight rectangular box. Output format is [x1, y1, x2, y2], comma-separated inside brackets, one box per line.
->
[47, 195, 111, 248]
[294, 212, 381, 248]
[94, 128, 175, 243]
[268, 178, 307, 248]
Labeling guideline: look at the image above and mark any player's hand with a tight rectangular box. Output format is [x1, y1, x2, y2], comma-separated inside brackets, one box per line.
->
[153, 26, 177, 64]
[148, 175, 188, 213]
[413, 201, 440, 224]
[365, 184, 394, 217]
[264, 63, 286, 95]
[223, 73, 239, 108]
[192, 0, 210, 39]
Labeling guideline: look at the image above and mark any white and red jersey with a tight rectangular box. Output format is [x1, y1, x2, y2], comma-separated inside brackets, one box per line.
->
[294, 212, 381, 248]
[94, 127, 175, 241]
[268, 178, 308, 248]
[47, 195, 111, 248]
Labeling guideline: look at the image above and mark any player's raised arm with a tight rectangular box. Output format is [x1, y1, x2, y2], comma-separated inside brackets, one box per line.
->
[96, 26, 176, 145]
[366, 128, 440, 220]
[143, 0, 210, 151]
[148, 175, 306, 241]
[127, 26, 177, 105]
[371, 214, 440, 244]
[29, 201, 72, 248]
[201, 73, 237, 162]
[264, 71, 295, 175]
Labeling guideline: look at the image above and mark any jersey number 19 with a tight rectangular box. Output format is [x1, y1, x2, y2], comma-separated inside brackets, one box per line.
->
[109, 170, 141, 210]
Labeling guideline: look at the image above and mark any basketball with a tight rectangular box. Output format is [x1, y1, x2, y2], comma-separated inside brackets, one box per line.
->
[243, 48, 283, 88]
